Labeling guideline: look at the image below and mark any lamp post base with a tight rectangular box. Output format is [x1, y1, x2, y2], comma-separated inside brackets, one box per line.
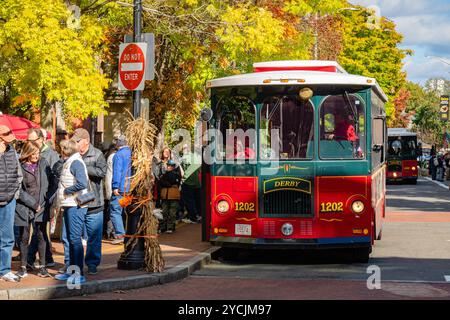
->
[117, 204, 145, 270]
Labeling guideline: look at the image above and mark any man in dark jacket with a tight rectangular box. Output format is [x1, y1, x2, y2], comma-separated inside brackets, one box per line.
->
[71, 128, 106, 275]
[0, 125, 22, 282]
[110, 136, 131, 245]
[26, 128, 59, 267]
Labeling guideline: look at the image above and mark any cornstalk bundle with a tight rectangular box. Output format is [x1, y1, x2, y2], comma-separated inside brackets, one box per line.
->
[122, 114, 165, 272]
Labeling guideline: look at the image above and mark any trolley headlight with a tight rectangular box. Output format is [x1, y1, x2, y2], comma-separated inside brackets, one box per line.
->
[351, 200, 365, 214]
[412, 166, 416, 171]
[216, 200, 230, 213]
[393, 172, 398, 178]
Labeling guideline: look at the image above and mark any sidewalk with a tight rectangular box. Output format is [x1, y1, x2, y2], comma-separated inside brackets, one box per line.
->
[0, 222, 218, 300]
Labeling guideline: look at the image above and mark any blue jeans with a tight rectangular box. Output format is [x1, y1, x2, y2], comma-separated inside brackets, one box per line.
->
[62, 216, 87, 267]
[109, 195, 125, 237]
[0, 199, 16, 275]
[181, 184, 201, 221]
[85, 211, 103, 268]
[63, 206, 88, 275]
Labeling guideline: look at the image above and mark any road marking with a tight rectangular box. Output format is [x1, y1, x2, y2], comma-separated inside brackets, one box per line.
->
[422, 177, 449, 190]
[445, 276, 450, 282]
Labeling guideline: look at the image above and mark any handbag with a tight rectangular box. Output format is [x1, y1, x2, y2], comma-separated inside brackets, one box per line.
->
[76, 181, 96, 207]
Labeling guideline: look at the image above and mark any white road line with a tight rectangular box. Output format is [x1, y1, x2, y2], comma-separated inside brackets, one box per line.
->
[445, 276, 450, 282]
[422, 177, 449, 190]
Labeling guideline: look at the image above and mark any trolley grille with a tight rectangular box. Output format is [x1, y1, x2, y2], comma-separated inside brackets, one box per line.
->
[388, 164, 402, 172]
[263, 190, 312, 216]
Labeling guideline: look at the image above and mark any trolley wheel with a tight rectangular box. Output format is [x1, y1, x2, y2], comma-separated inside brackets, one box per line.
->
[220, 248, 239, 261]
[352, 247, 371, 263]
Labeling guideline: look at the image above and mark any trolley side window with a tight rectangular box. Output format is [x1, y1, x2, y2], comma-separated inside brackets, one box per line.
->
[260, 96, 314, 160]
[216, 96, 256, 160]
[319, 94, 366, 159]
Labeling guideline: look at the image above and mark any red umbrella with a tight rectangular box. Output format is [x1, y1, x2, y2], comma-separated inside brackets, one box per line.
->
[0, 113, 51, 141]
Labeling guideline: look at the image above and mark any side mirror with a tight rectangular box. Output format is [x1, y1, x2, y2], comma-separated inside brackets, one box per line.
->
[200, 108, 213, 122]
[372, 144, 383, 152]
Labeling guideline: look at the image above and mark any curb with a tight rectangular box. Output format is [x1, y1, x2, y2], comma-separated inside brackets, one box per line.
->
[0, 246, 220, 300]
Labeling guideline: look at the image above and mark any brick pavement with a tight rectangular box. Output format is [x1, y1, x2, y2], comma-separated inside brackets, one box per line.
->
[0, 222, 215, 299]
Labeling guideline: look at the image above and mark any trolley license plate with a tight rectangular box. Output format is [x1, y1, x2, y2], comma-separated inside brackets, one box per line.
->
[235, 224, 252, 236]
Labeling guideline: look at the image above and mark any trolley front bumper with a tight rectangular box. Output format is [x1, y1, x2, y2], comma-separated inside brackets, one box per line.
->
[210, 236, 372, 250]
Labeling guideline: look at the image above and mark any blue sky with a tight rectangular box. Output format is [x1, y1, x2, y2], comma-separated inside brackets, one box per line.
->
[349, 0, 450, 85]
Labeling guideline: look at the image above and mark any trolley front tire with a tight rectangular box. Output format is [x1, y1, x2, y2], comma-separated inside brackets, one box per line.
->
[352, 247, 371, 263]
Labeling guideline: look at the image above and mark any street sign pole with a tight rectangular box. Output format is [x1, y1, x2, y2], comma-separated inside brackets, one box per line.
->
[132, 0, 142, 119]
[118, 0, 146, 271]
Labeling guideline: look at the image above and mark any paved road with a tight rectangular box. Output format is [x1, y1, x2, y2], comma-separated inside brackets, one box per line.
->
[69, 178, 450, 300]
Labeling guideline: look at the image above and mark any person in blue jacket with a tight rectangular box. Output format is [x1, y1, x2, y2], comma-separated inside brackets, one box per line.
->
[110, 135, 132, 245]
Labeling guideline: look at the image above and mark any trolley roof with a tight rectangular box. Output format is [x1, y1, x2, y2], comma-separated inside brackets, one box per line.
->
[388, 128, 417, 137]
[207, 60, 388, 102]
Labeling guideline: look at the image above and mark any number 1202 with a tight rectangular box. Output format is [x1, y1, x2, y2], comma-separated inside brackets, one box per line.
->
[320, 202, 344, 212]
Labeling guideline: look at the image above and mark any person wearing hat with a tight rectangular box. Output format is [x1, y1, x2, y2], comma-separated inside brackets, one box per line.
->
[70, 128, 106, 275]
[109, 135, 132, 245]
[0, 125, 23, 282]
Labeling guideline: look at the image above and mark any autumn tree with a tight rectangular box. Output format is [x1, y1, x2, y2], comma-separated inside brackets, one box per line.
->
[338, 6, 412, 125]
[0, 0, 111, 122]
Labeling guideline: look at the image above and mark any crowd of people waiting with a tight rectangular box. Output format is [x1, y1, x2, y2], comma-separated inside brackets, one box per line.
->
[0, 124, 202, 283]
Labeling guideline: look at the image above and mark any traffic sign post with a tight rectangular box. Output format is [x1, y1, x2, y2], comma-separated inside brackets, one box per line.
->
[118, 42, 147, 91]
[440, 95, 449, 122]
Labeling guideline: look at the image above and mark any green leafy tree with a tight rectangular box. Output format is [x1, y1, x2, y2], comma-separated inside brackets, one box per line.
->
[338, 6, 412, 124]
[0, 0, 110, 121]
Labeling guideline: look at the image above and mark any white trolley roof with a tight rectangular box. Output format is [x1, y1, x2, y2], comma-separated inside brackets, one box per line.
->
[388, 128, 417, 137]
[207, 60, 388, 102]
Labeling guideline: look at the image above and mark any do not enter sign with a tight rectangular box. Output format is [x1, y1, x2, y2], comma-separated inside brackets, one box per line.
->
[118, 42, 147, 91]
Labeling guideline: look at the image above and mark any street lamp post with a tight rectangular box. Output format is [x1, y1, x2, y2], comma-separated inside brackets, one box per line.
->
[132, 0, 142, 119]
[117, 0, 146, 271]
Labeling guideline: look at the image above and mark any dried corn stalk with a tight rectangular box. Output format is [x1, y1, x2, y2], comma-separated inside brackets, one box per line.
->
[121, 113, 165, 272]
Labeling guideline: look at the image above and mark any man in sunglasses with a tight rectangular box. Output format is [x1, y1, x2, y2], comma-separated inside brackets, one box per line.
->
[0, 125, 22, 282]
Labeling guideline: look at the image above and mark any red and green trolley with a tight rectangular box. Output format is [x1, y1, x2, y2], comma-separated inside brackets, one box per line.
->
[386, 128, 419, 184]
[201, 61, 387, 262]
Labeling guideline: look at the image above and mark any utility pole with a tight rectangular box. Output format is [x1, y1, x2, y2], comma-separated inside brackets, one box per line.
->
[133, 0, 142, 118]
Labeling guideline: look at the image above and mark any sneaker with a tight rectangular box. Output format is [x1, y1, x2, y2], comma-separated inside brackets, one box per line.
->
[26, 263, 35, 272]
[182, 218, 195, 224]
[46, 261, 56, 268]
[16, 266, 28, 279]
[1, 272, 20, 282]
[111, 237, 124, 245]
[165, 230, 173, 234]
[37, 267, 52, 278]
[69, 274, 86, 285]
[58, 265, 68, 274]
[55, 273, 71, 281]
[56, 273, 84, 283]
[87, 266, 97, 275]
